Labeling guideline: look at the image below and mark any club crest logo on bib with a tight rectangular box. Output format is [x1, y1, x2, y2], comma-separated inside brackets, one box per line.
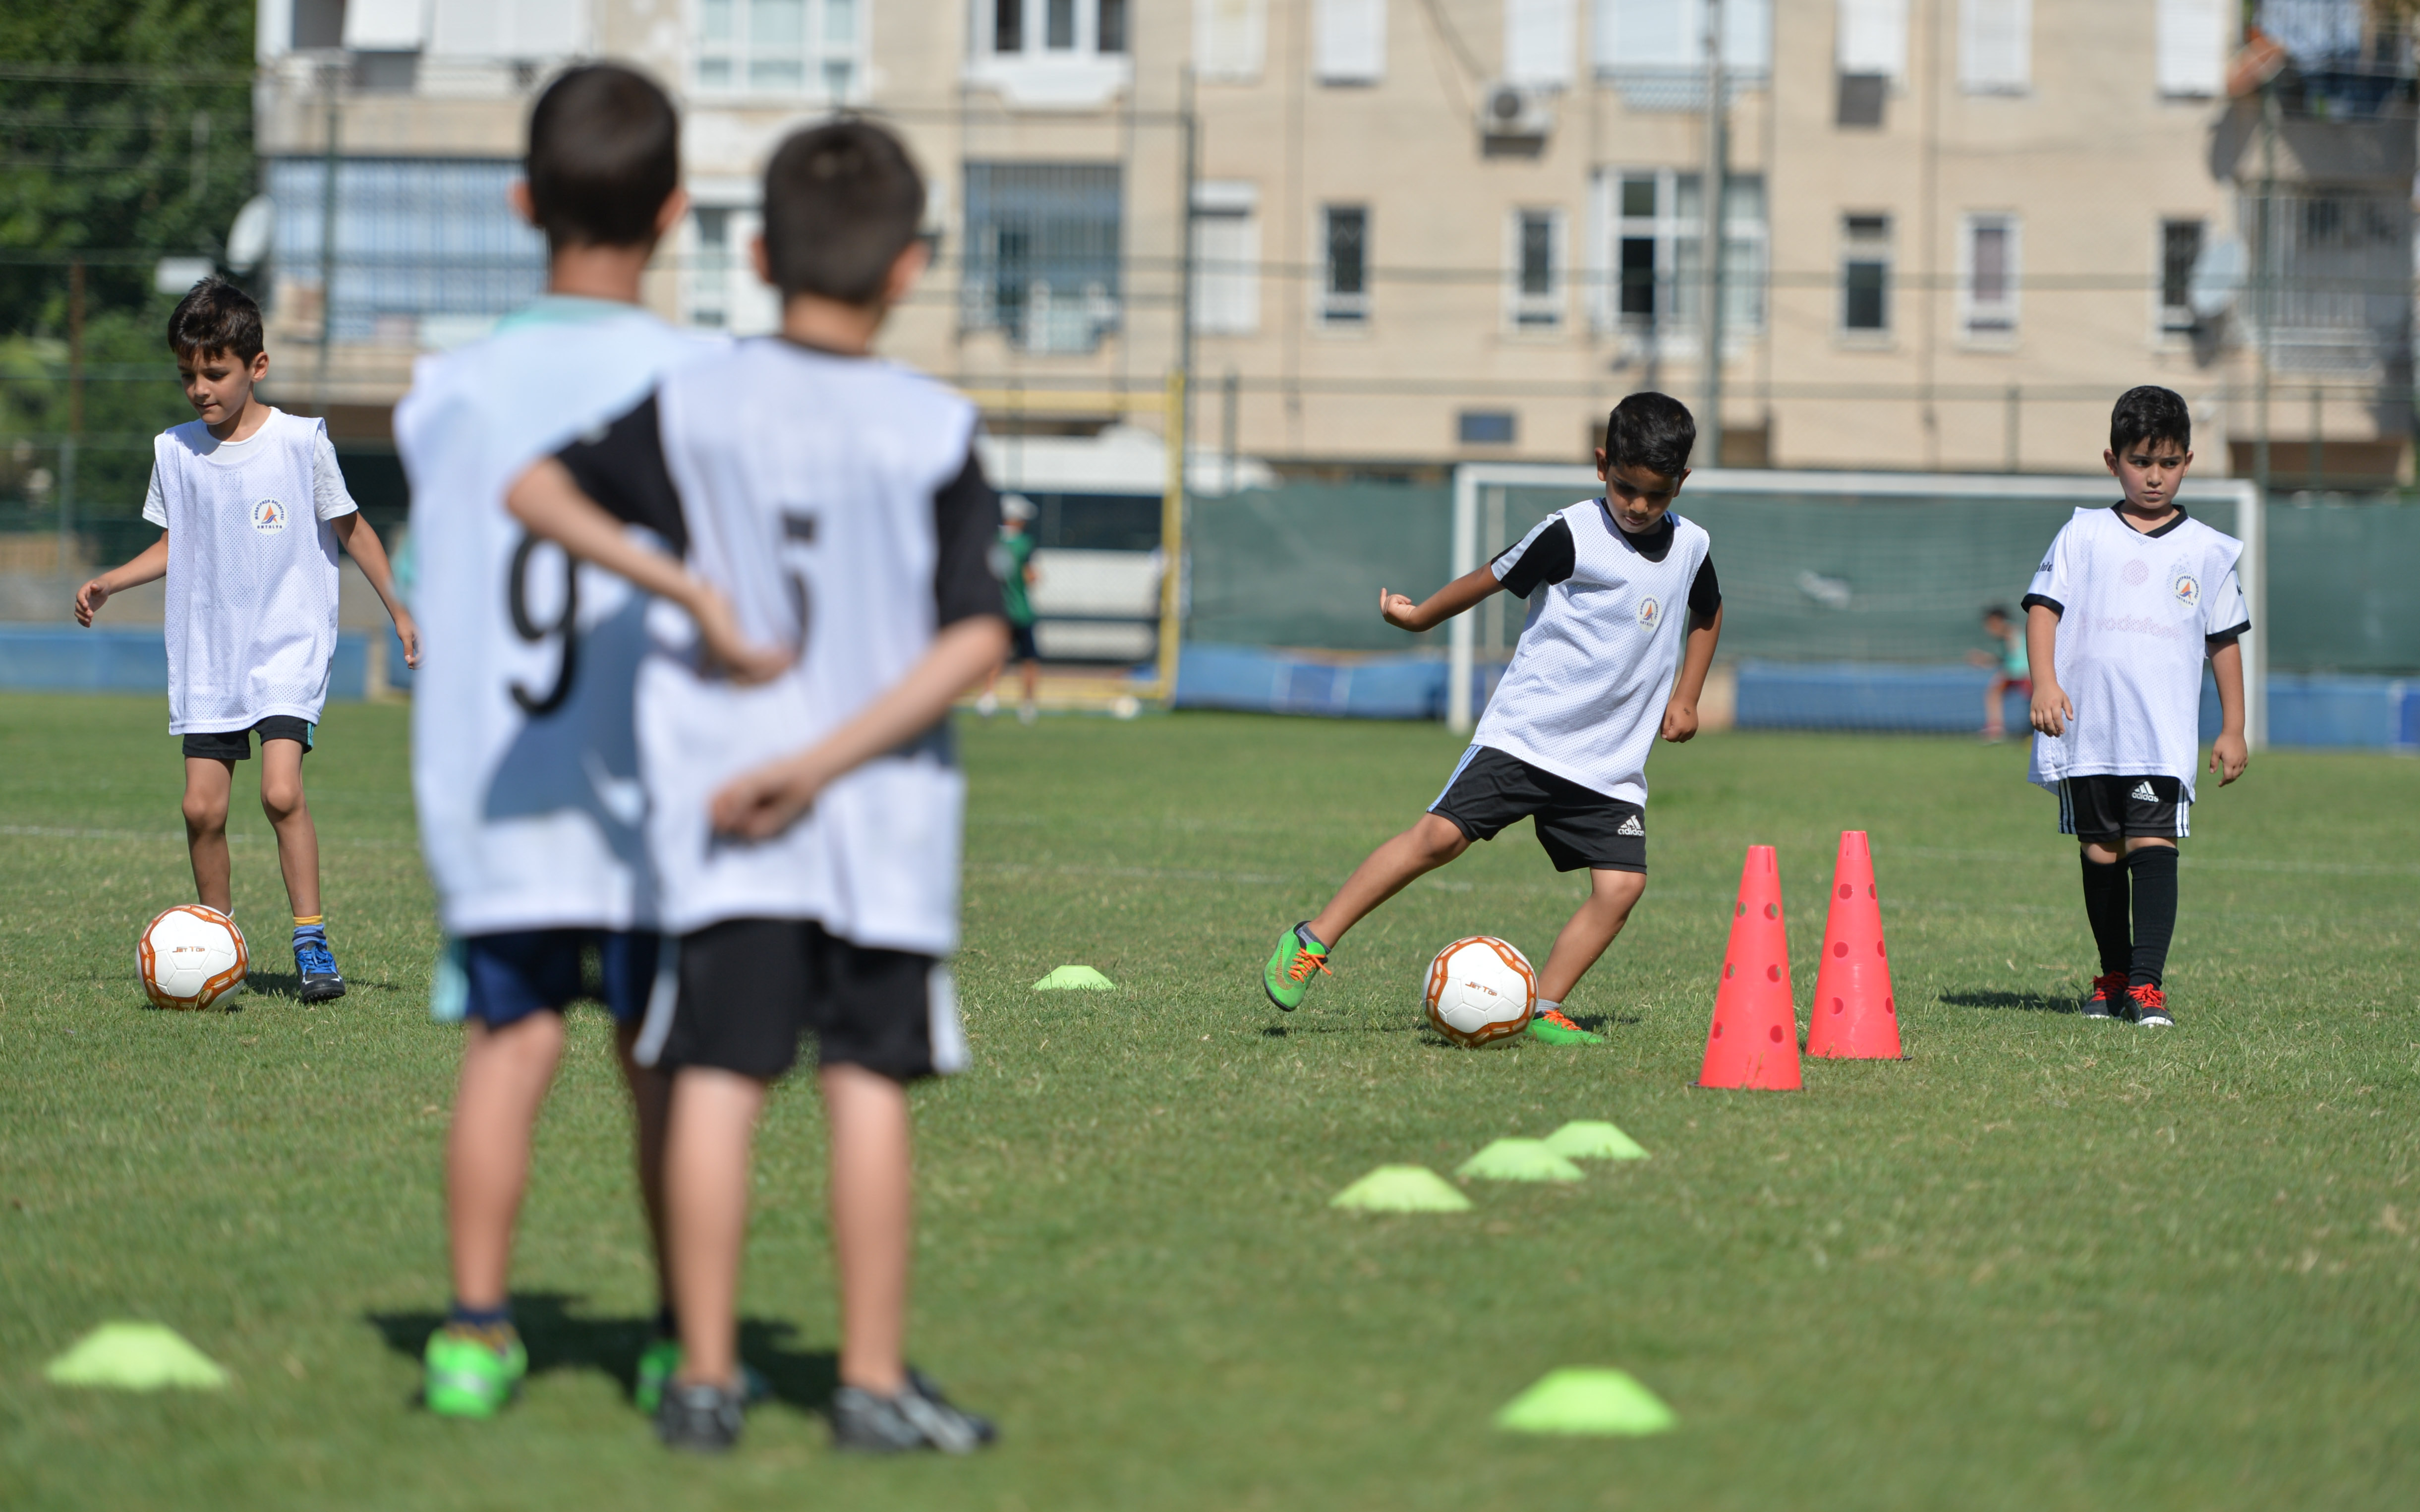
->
[2169, 567, 2200, 608]
[250, 498, 288, 534]
[1636, 596, 1661, 630]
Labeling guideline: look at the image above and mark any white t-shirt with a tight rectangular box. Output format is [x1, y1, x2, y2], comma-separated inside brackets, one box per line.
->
[141, 408, 357, 733]
[2023, 504, 2249, 802]
[552, 339, 1006, 953]
[394, 297, 714, 937]
[1471, 501, 1719, 806]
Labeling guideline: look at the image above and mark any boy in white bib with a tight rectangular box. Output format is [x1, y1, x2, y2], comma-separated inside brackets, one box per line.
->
[74, 278, 417, 1002]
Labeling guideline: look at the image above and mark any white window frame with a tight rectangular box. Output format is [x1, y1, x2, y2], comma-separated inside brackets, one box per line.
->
[1314, 0, 1386, 85]
[1505, 0, 1575, 88]
[969, 0, 1135, 106]
[694, 0, 867, 101]
[2156, 0, 2227, 99]
[1840, 212, 1894, 340]
[1318, 203, 1371, 328]
[2157, 216, 2206, 338]
[1958, 212, 2020, 343]
[1957, 0, 2030, 95]
[1838, 0, 1910, 80]
[1191, 181, 1261, 335]
[1594, 0, 1773, 79]
[1588, 168, 1766, 346]
[1507, 207, 1565, 330]
[1195, 0, 1268, 83]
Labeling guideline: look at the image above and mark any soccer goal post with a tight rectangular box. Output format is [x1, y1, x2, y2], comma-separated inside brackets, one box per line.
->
[1446, 465, 2265, 749]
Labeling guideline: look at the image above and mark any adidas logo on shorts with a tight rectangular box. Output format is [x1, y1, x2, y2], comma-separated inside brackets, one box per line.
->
[1616, 814, 1645, 837]
[2130, 781, 2159, 804]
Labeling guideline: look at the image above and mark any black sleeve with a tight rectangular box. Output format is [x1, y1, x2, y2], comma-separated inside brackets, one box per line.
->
[2019, 592, 2063, 617]
[933, 446, 1007, 626]
[1688, 552, 1721, 621]
[1493, 517, 1576, 599]
[553, 395, 688, 558]
[2206, 619, 2249, 647]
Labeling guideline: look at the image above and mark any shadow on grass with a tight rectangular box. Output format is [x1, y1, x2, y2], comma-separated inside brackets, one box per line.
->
[1940, 989, 2074, 1014]
[367, 1294, 839, 1413]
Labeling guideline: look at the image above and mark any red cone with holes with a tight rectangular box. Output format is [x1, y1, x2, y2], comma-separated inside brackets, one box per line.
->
[1695, 845, 1801, 1090]
[1806, 830, 1903, 1059]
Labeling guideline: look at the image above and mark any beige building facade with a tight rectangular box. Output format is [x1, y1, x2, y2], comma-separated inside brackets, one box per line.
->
[250, 1, 2414, 483]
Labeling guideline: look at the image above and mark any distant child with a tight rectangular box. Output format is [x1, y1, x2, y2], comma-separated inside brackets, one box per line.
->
[975, 493, 1040, 723]
[506, 119, 1005, 1453]
[2023, 385, 2249, 1027]
[1260, 392, 1724, 1043]
[74, 278, 418, 1002]
[393, 65, 749, 1420]
[1967, 604, 2030, 741]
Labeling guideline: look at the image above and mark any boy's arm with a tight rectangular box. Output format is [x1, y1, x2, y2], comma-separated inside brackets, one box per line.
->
[328, 513, 422, 669]
[73, 533, 170, 626]
[708, 615, 1011, 841]
[506, 459, 789, 683]
[1380, 564, 1503, 633]
[1661, 603, 1724, 743]
[2024, 603, 2072, 736]
[2208, 638, 2248, 785]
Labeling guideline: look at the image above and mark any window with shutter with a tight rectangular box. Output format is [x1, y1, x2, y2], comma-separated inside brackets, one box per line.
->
[1197, 0, 1268, 82]
[1838, 0, 1909, 79]
[1315, 0, 1386, 84]
[2155, 0, 2227, 98]
[1958, 0, 2030, 94]
[1505, 0, 1575, 87]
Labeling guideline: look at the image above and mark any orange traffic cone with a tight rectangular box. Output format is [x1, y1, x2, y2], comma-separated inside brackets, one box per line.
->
[1805, 831, 1903, 1059]
[1696, 845, 1801, 1090]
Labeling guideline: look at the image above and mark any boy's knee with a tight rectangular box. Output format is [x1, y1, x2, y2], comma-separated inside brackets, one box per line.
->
[259, 776, 306, 821]
[181, 793, 227, 833]
[1411, 814, 1470, 863]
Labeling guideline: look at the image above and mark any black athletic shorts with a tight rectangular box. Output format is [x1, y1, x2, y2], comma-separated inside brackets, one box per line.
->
[182, 716, 314, 762]
[1429, 745, 1647, 873]
[653, 918, 953, 1083]
[1007, 621, 1040, 663]
[2059, 774, 2188, 842]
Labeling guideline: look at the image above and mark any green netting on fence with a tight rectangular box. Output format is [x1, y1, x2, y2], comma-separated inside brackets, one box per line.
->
[1186, 481, 2420, 673]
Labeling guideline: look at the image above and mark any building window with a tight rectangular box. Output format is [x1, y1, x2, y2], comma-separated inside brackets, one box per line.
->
[1192, 182, 1261, 335]
[988, 0, 1128, 56]
[1504, 0, 1575, 88]
[2156, 0, 2228, 98]
[2160, 218, 2204, 334]
[1196, 0, 1268, 81]
[1836, 0, 1906, 124]
[1841, 213, 1892, 334]
[1957, 0, 2030, 94]
[1593, 169, 1766, 340]
[1321, 205, 1369, 325]
[1510, 208, 1563, 328]
[1459, 410, 1517, 445]
[962, 163, 1123, 353]
[689, 207, 733, 329]
[1959, 213, 2019, 338]
[265, 157, 545, 345]
[1314, 0, 1386, 84]
[697, 0, 864, 98]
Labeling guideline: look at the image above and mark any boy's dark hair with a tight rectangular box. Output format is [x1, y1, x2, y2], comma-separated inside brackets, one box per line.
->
[167, 277, 263, 362]
[761, 118, 926, 304]
[526, 64, 680, 250]
[1982, 604, 2013, 623]
[1604, 392, 1696, 479]
[2109, 384, 2191, 453]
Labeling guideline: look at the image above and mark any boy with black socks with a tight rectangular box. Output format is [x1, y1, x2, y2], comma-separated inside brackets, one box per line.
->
[2023, 386, 2250, 1026]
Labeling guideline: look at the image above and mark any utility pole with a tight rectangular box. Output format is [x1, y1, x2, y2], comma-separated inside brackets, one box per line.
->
[60, 257, 84, 577]
[313, 61, 342, 415]
[1699, 0, 1726, 468]
[2254, 79, 2278, 507]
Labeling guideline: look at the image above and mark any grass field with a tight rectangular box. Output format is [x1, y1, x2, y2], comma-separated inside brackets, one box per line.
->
[2, 690, 2416, 1510]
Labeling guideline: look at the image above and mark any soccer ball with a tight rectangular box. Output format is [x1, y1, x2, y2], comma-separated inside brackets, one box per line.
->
[138, 905, 248, 1011]
[1423, 935, 1536, 1047]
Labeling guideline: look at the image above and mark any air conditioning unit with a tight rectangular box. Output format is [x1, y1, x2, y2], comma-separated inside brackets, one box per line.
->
[1478, 81, 1553, 141]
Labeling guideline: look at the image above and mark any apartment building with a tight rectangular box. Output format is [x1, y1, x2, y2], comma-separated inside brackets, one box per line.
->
[248, 1, 2414, 483]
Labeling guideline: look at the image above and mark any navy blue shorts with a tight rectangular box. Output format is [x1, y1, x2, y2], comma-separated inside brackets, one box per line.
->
[459, 929, 662, 1029]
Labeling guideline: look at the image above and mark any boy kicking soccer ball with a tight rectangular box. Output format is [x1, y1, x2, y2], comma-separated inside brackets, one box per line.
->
[395, 65, 763, 1419]
[2023, 385, 2249, 1027]
[1262, 392, 1723, 1042]
[507, 119, 1004, 1454]
[75, 279, 418, 1001]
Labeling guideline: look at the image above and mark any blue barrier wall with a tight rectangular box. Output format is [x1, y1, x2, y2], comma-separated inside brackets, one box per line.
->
[0, 625, 372, 701]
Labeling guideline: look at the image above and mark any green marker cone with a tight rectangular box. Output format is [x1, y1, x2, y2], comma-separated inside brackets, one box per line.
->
[1543, 1120, 1650, 1161]
[1032, 964, 1116, 990]
[45, 1322, 229, 1390]
[1456, 1138, 1585, 1182]
[1329, 1165, 1473, 1213]
[1496, 1368, 1676, 1436]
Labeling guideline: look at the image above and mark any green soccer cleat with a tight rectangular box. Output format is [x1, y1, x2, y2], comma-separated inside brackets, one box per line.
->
[1262, 923, 1331, 1011]
[423, 1326, 528, 1419]
[1527, 1006, 1604, 1045]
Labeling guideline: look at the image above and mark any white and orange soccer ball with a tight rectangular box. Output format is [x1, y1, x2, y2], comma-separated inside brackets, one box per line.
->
[138, 905, 248, 1011]
[1423, 935, 1536, 1047]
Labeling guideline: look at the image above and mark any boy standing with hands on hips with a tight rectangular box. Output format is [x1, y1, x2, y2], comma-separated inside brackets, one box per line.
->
[2024, 385, 2250, 1027]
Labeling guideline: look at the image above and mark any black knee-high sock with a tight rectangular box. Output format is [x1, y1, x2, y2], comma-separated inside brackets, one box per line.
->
[2126, 846, 2179, 989]
[2079, 854, 2131, 977]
